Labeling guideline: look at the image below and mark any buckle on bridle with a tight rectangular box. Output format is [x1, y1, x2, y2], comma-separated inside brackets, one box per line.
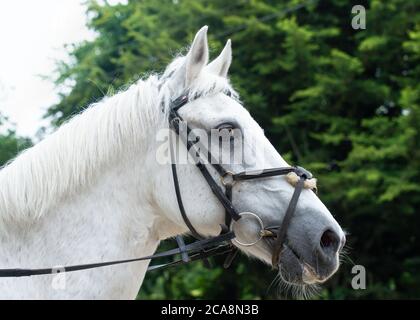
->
[259, 229, 276, 237]
[221, 171, 236, 187]
[170, 116, 181, 126]
[294, 166, 313, 180]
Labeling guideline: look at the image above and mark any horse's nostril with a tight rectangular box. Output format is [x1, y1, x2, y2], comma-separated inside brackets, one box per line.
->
[320, 229, 340, 254]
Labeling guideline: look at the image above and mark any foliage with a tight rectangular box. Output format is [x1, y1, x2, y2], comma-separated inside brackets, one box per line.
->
[0, 114, 32, 167]
[1, 0, 418, 298]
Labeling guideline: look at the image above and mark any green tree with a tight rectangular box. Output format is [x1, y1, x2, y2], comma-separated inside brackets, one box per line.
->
[0, 114, 32, 167]
[45, 0, 420, 299]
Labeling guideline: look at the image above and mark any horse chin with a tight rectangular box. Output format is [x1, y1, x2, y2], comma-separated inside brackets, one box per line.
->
[277, 245, 327, 286]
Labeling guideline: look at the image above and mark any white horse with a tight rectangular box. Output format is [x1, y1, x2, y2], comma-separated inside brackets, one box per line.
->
[0, 27, 345, 299]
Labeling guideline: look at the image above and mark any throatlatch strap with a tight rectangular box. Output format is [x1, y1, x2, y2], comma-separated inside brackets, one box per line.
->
[169, 132, 204, 240]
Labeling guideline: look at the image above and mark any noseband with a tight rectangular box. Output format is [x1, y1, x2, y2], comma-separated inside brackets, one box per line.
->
[0, 91, 314, 277]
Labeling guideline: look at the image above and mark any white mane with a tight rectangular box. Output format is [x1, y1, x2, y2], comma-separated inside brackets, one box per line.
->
[0, 55, 237, 227]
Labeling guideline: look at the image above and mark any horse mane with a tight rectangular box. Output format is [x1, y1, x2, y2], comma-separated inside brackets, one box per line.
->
[0, 55, 237, 226]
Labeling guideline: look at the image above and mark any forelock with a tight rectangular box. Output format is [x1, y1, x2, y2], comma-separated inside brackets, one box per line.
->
[159, 55, 239, 113]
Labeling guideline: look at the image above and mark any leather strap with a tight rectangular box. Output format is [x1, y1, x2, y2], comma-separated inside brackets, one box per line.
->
[195, 162, 241, 221]
[222, 183, 239, 269]
[147, 246, 233, 271]
[223, 247, 239, 269]
[271, 177, 305, 266]
[224, 185, 233, 227]
[0, 231, 235, 277]
[233, 167, 296, 181]
[175, 235, 190, 263]
[169, 131, 204, 240]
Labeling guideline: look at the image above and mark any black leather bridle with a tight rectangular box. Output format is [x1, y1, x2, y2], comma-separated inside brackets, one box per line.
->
[167, 92, 314, 268]
[0, 91, 313, 277]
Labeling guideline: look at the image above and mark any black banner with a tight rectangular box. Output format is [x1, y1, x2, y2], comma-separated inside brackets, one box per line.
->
[0, 300, 418, 318]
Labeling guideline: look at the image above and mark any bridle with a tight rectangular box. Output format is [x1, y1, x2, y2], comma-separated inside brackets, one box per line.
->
[0, 91, 314, 277]
[167, 91, 314, 268]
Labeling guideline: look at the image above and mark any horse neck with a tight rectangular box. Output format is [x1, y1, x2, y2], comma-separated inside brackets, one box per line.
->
[0, 106, 183, 299]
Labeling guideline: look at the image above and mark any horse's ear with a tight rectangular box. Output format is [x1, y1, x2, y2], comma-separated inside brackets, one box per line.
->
[206, 39, 232, 78]
[185, 26, 209, 87]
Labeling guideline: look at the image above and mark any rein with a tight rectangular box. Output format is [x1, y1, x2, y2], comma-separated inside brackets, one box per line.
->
[0, 91, 314, 278]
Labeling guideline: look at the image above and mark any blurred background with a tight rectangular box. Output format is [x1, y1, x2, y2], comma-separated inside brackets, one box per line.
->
[0, 0, 419, 299]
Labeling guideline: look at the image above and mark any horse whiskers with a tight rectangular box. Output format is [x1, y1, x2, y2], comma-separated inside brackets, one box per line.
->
[266, 273, 282, 296]
[275, 265, 319, 300]
[333, 241, 352, 266]
[341, 245, 352, 256]
[339, 249, 355, 266]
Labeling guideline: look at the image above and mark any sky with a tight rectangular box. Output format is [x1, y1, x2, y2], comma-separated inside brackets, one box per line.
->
[0, 1, 123, 138]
